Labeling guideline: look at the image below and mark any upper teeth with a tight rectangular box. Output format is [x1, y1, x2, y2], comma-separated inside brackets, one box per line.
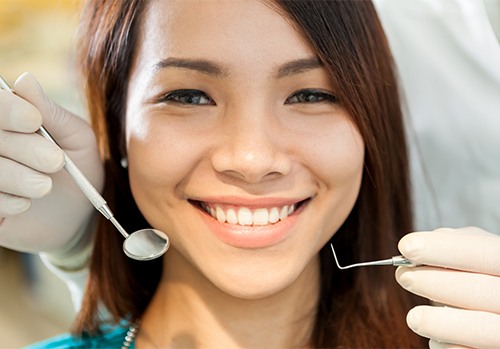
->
[200, 203, 296, 226]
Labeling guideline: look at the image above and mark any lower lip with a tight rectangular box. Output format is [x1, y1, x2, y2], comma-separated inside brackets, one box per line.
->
[195, 204, 306, 249]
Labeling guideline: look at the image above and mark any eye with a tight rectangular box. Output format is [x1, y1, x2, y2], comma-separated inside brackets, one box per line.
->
[285, 89, 338, 104]
[158, 89, 215, 105]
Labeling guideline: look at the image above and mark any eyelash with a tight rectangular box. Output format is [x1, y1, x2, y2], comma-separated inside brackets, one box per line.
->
[285, 89, 338, 104]
[157, 88, 338, 105]
[157, 89, 215, 105]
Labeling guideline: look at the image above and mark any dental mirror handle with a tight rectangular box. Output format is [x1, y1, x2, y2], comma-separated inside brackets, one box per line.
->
[37, 128, 108, 215]
[41, 126, 130, 239]
[0, 76, 129, 239]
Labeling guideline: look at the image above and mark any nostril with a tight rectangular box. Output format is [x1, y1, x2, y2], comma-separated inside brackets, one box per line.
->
[210, 133, 292, 183]
[212, 160, 292, 184]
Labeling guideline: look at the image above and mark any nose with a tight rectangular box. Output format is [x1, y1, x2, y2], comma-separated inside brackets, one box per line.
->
[211, 106, 292, 184]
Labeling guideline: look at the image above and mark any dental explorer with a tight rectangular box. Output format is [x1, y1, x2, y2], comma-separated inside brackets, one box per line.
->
[330, 244, 417, 269]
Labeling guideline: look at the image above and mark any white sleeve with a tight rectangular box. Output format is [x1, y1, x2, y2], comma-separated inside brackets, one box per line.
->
[39, 253, 88, 312]
[374, 0, 500, 233]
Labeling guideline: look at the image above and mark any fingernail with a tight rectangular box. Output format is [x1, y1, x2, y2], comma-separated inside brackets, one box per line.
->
[11, 103, 42, 133]
[396, 269, 413, 290]
[27, 174, 52, 197]
[406, 307, 422, 332]
[8, 196, 31, 215]
[34, 144, 64, 171]
[399, 234, 423, 259]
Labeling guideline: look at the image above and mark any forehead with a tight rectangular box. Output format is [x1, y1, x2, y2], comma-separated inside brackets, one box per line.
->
[133, 0, 316, 74]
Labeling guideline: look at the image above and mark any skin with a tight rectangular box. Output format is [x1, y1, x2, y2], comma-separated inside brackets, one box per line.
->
[125, 0, 364, 347]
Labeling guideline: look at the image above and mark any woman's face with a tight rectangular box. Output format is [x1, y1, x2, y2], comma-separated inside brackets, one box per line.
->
[126, 0, 364, 299]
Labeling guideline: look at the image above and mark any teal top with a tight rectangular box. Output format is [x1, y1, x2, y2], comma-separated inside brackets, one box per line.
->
[25, 325, 133, 349]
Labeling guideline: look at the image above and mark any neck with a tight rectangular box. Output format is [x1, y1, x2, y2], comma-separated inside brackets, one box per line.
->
[137, 248, 320, 349]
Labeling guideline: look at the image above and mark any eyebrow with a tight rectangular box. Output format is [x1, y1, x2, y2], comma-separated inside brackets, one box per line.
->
[153, 57, 229, 77]
[152, 56, 322, 79]
[275, 57, 323, 78]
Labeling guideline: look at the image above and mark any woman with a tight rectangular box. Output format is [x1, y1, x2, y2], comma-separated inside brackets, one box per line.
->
[1, 0, 498, 348]
[47, 0, 423, 347]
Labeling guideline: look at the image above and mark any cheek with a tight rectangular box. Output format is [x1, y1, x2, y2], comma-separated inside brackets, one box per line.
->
[125, 116, 207, 210]
[304, 120, 365, 191]
[308, 122, 364, 236]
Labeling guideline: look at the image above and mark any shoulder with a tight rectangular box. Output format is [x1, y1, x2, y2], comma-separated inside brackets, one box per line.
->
[24, 326, 130, 349]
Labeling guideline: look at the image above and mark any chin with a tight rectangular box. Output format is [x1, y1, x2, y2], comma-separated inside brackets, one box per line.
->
[204, 253, 320, 301]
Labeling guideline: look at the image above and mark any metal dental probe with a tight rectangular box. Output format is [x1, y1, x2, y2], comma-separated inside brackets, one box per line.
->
[330, 244, 417, 269]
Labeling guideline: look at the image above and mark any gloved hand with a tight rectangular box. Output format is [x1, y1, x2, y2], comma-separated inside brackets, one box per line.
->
[396, 227, 500, 349]
[0, 72, 104, 265]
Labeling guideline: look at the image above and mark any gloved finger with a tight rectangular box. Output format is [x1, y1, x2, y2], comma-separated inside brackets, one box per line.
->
[0, 157, 52, 198]
[0, 89, 42, 133]
[0, 130, 64, 173]
[429, 339, 474, 349]
[13, 72, 92, 151]
[407, 305, 500, 349]
[0, 192, 31, 217]
[396, 266, 500, 314]
[399, 228, 500, 276]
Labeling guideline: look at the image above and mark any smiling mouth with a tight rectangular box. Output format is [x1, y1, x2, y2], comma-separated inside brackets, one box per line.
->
[190, 199, 309, 227]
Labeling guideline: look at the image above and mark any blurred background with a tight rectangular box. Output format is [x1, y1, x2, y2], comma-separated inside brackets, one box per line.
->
[0, 0, 83, 346]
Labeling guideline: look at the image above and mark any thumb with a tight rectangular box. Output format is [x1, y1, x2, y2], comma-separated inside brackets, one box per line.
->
[13, 72, 88, 150]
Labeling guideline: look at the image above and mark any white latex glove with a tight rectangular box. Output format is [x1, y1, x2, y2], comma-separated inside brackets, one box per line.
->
[396, 227, 500, 349]
[0, 72, 104, 266]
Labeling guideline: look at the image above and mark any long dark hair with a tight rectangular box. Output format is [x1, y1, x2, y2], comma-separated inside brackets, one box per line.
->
[75, 0, 425, 347]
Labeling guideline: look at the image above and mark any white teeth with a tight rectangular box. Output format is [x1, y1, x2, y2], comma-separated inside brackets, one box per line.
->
[280, 206, 289, 220]
[269, 207, 280, 223]
[253, 208, 269, 226]
[201, 202, 298, 226]
[238, 207, 253, 226]
[226, 208, 238, 224]
[216, 206, 226, 223]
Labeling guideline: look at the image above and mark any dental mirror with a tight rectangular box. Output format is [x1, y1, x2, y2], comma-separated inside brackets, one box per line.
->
[0, 75, 169, 261]
[121, 227, 169, 261]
